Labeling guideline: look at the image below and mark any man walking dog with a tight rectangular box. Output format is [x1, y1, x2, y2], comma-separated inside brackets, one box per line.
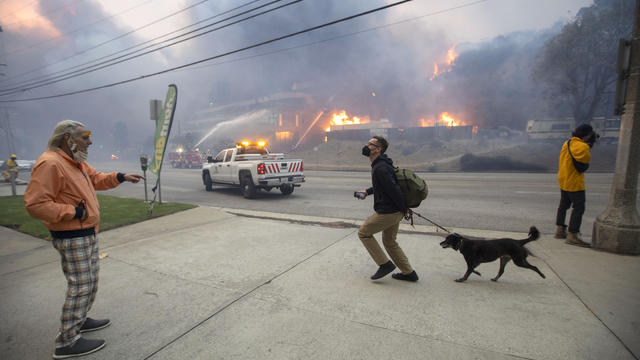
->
[355, 136, 418, 282]
[555, 124, 598, 247]
[24, 120, 144, 359]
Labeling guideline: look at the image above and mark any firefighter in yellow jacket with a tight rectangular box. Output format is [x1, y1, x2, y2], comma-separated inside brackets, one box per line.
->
[555, 124, 599, 247]
[3, 154, 18, 181]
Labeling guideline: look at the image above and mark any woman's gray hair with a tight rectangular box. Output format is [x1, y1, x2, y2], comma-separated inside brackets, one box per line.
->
[47, 120, 86, 150]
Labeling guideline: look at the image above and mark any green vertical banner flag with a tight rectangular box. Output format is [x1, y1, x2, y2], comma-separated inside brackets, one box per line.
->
[150, 84, 178, 175]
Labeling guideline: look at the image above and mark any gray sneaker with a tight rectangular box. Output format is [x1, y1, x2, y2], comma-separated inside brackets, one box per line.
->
[392, 271, 419, 282]
[80, 318, 110, 333]
[53, 338, 106, 359]
[371, 261, 396, 280]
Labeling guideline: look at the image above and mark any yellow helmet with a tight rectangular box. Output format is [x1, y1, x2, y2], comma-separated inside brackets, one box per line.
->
[10, 154, 17, 159]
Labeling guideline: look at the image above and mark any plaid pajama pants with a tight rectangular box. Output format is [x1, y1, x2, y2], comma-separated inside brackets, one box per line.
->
[52, 234, 100, 348]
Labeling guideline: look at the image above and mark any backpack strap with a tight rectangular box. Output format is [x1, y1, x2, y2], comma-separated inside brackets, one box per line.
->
[567, 139, 589, 173]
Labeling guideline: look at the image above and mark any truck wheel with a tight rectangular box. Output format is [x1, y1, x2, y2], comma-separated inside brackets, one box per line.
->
[203, 172, 213, 192]
[280, 184, 294, 195]
[240, 174, 256, 198]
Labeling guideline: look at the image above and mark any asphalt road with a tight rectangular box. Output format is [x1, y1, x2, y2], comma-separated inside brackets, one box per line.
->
[89, 161, 622, 236]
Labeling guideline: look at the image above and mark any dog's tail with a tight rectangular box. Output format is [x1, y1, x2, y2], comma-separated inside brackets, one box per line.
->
[518, 226, 540, 246]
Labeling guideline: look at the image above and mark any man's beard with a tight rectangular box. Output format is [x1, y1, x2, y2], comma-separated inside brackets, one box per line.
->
[74, 149, 88, 163]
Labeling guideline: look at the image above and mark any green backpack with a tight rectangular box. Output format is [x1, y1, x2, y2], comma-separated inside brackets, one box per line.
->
[395, 167, 428, 208]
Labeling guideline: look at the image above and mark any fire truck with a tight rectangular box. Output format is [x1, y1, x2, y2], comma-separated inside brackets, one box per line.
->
[201, 141, 304, 198]
[168, 149, 202, 168]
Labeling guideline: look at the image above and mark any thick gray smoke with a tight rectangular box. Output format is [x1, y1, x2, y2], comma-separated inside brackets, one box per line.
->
[0, 0, 588, 159]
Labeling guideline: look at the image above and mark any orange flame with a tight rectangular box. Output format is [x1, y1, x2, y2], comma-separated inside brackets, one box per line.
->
[429, 44, 458, 81]
[326, 110, 369, 131]
[440, 112, 459, 127]
[447, 45, 457, 65]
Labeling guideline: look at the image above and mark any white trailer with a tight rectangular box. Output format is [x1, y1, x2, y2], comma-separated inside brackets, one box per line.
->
[526, 118, 575, 141]
[526, 117, 620, 143]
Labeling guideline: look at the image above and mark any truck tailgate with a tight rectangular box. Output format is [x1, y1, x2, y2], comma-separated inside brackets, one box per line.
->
[263, 160, 302, 176]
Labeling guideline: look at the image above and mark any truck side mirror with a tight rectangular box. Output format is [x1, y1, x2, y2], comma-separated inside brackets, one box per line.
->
[207, 156, 214, 163]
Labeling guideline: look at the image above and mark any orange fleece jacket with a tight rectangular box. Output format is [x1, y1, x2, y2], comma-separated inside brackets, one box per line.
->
[24, 149, 122, 233]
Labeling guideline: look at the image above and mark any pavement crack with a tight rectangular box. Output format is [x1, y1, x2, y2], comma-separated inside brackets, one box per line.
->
[0, 243, 50, 258]
[107, 256, 232, 292]
[101, 216, 237, 251]
[143, 229, 357, 360]
[0, 259, 59, 279]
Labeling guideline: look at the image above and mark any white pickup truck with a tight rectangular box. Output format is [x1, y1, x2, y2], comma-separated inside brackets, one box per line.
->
[201, 142, 304, 198]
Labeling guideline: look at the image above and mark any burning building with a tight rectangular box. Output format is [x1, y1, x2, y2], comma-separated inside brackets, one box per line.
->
[324, 111, 391, 141]
[324, 110, 474, 143]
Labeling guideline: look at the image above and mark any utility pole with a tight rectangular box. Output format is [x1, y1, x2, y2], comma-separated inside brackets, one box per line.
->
[592, 1, 640, 254]
[0, 108, 16, 155]
[0, 26, 14, 156]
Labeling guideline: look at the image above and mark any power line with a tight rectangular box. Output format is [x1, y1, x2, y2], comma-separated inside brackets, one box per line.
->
[0, 0, 89, 25]
[0, 0, 270, 90]
[0, 0, 215, 84]
[0, 0, 293, 95]
[176, 0, 490, 74]
[0, 0, 413, 103]
[0, 0, 266, 88]
[2, 0, 156, 57]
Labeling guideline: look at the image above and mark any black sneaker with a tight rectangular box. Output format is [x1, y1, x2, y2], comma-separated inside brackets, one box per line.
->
[371, 261, 396, 280]
[53, 338, 106, 359]
[80, 318, 111, 333]
[392, 271, 419, 282]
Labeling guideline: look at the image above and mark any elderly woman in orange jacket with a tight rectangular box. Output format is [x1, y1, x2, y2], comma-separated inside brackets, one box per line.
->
[24, 120, 143, 359]
[555, 124, 598, 247]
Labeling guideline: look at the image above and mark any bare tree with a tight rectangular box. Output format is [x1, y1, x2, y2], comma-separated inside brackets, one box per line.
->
[534, 0, 633, 124]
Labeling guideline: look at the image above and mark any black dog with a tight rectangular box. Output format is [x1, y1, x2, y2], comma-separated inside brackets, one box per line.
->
[439, 226, 545, 282]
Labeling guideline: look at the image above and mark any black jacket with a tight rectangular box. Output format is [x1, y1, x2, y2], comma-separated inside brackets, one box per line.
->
[366, 154, 406, 214]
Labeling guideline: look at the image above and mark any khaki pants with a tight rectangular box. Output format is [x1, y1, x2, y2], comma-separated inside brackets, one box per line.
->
[358, 212, 413, 274]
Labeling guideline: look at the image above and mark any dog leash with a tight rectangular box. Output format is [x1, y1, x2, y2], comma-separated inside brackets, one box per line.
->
[405, 210, 451, 233]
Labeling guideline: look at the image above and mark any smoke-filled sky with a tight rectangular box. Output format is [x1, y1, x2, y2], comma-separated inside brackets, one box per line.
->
[0, 0, 593, 158]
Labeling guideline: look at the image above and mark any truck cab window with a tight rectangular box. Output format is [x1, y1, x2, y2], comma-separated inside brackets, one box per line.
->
[224, 150, 233, 162]
[215, 151, 225, 162]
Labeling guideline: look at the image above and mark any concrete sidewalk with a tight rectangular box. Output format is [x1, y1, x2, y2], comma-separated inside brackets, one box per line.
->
[1, 206, 638, 360]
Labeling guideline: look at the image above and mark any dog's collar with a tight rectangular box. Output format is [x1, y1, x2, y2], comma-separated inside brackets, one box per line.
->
[458, 237, 465, 252]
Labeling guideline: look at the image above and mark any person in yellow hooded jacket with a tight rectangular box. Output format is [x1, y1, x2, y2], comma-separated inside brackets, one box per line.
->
[555, 124, 599, 247]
